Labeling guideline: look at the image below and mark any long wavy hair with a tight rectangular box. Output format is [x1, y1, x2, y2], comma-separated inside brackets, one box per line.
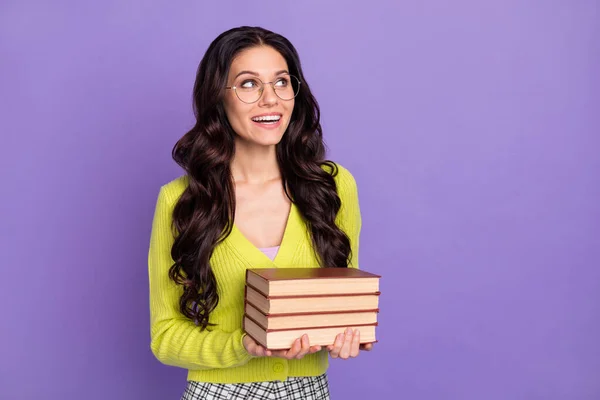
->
[169, 26, 352, 330]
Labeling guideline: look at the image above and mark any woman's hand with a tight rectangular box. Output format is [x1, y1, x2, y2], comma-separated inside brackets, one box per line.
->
[243, 334, 272, 357]
[326, 328, 374, 359]
[243, 333, 321, 359]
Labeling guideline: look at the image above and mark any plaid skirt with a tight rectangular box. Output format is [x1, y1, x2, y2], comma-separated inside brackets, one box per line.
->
[180, 374, 330, 400]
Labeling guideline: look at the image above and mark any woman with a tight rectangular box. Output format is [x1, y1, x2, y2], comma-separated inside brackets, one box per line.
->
[148, 26, 372, 400]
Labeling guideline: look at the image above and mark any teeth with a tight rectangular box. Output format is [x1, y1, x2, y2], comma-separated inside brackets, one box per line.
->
[252, 115, 281, 122]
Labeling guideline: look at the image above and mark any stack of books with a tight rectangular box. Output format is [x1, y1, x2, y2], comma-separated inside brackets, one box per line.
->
[243, 267, 381, 350]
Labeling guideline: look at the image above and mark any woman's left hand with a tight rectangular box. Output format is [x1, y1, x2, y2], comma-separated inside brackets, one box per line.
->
[326, 328, 374, 359]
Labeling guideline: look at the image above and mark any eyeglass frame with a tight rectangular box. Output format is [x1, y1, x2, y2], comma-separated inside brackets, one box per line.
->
[225, 73, 302, 104]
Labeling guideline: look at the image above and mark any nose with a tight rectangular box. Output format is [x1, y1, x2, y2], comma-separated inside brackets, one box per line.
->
[259, 83, 278, 106]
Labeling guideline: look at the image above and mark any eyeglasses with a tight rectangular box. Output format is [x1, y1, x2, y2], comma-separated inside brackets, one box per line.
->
[225, 74, 301, 104]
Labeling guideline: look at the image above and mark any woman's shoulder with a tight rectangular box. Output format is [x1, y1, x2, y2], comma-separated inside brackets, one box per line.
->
[321, 161, 358, 193]
[156, 174, 189, 205]
[322, 162, 361, 226]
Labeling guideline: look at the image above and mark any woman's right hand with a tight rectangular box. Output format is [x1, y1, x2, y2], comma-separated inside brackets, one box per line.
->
[243, 333, 321, 359]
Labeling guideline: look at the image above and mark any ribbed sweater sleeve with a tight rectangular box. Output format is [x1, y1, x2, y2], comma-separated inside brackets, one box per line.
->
[335, 166, 362, 269]
[147, 186, 255, 371]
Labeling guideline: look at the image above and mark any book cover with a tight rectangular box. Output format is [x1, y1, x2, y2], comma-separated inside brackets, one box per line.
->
[247, 267, 381, 281]
[246, 267, 381, 297]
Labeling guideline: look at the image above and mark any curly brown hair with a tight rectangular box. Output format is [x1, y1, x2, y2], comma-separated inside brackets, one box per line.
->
[169, 26, 352, 330]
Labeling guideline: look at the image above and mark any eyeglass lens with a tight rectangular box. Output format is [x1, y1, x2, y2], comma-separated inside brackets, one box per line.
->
[233, 75, 300, 103]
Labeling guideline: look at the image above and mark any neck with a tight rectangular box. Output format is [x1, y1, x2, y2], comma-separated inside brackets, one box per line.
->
[231, 140, 280, 184]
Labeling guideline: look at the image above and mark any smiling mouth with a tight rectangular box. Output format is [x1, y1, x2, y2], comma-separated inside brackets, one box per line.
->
[251, 115, 282, 124]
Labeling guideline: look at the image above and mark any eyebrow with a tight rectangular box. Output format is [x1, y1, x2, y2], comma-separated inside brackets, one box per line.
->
[234, 69, 289, 79]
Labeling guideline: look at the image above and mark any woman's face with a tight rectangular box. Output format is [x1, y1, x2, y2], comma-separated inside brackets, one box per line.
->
[224, 46, 295, 147]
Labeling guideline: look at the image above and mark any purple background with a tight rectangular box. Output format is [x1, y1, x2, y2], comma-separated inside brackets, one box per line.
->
[1, 1, 599, 399]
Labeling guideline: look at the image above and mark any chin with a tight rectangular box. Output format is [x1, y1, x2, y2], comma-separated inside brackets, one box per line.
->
[258, 136, 284, 147]
[249, 130, 286, 146]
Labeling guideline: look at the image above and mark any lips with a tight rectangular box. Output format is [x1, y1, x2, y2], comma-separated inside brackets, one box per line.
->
[250, 113, 284, 130]
[251, 113, 282, 123]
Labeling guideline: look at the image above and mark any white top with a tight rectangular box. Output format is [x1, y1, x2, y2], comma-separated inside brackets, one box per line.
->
[258, 245, 280, 261]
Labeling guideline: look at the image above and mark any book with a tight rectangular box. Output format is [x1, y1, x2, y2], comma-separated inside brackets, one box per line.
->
[245, 267, 381, 297]
[245, 301, 379, 330]
[243, 267, 381, 350]
[243, 314, 378, 350]
[245, 284, 380, 314]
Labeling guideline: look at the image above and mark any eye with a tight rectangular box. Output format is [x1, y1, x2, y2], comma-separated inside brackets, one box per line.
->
[240, 79, 260, 89]
[274, 77, 289, 88]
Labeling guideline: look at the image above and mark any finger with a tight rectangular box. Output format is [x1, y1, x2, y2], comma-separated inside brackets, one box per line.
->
[270, 349, 287, 358]
[329, 332, 345, 358]
[258, 344, 271, 357]
[285, 338, 302, 359]
[338, 327, 353, 359]
[245, 338, 259, 357]
[332, 333, 345, 358]
[360, 343, 373, 351]
[243, 335, 255, 355]
[300, 334, 311, 358]
[295, 334, 310, 359]
[350, 329, 360, 358]
[328, 335, 340, 358]
[309, 345, 322, 353]
[252, 345, 261, 357]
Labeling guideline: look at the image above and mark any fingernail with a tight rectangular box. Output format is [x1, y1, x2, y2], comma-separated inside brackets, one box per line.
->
[346, 328, 352, 335]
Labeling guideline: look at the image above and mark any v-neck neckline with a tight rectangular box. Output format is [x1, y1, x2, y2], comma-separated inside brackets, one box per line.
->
[228, 202, 299, 267]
